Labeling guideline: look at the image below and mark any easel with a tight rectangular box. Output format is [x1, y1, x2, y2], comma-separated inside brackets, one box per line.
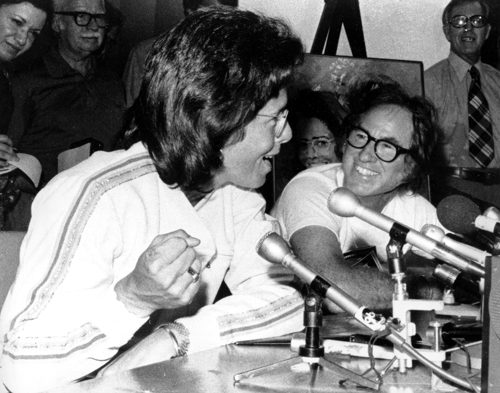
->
[311, 0, 367, 57]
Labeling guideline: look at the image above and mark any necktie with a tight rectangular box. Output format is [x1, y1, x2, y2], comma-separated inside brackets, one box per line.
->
[468, 66, 494, 167]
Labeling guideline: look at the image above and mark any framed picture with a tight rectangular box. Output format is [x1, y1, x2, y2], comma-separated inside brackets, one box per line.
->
[261, 54, 425, 209]
[294, 53, 424, 98]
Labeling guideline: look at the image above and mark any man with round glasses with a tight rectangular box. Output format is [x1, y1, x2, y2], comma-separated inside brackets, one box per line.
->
[346, 126, 415, 163]
[273, 80, 442, 313]
[425, 0, 500, 208]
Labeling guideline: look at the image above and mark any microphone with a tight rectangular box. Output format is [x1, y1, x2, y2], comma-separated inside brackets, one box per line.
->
[440, 322, 482, 346]
[426, 321, 482, 347]
[421, 224, 490, 266]
[437, 195, 500, 236]
[433, 264, 481, 296]
[327, 188, 484, 278]
[484, 206, 500, 221]
[476, 216, 500, 236]
[257, 234, 479, 391]
[256, 232, 387, 332]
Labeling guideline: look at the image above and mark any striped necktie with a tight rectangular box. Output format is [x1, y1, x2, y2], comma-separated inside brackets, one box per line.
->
[468, 66, 494, 167]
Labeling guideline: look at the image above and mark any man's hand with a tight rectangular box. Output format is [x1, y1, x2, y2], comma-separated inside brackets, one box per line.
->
[0, 135, 19, 166]
[115, 229, 202, 316]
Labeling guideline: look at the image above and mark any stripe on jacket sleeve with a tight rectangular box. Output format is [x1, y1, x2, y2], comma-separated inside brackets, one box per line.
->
[4, 153, 155, 359]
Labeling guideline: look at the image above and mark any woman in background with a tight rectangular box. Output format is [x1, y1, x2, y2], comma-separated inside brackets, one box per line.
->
[0, 0, 49, 160]
[290, 89, 344, 169]
[269, 89, 343, 205]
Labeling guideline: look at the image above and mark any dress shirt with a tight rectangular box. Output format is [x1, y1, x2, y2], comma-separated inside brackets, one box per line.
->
[424, 51, 500, 168]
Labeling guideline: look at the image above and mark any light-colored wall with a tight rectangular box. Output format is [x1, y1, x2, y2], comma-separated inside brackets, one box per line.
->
[239, 0, 450, 70]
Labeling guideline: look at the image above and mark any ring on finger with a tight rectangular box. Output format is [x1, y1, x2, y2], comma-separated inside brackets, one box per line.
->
[187, 267, 200, 283]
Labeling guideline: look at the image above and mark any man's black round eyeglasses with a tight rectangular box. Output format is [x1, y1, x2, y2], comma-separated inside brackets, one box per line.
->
[55, 12, 108, 28]
[346, 126, 413, 163]
[448, 15, 487, 29]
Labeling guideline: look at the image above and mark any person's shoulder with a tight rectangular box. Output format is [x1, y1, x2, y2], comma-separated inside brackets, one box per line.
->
[47, 143, 155, 194]
[10, 56, 48, 85]
[388, 192, 439, 233]
[424, 58, 449, 77]
[481, 62, 500, 78]
[219, 184, 266, 208]
[388, 191, 436, 214]
[291, 163, 341, 183]
[32, 145, 157, 228]
[203, 185, 268, 220]
[133, 37, 156, 55]
[125, 37, 156, 66]
[424, 58, 453, 100]
[279, 163, 341, 203]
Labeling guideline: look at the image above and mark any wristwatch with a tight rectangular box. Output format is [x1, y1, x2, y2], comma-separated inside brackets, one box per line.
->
[159, 322, 190, 357]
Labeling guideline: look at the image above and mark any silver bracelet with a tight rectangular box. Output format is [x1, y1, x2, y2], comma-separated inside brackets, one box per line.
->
[159, 322, 190, 357]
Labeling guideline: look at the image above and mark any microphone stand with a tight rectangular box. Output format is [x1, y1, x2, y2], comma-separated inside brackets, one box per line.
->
[233, 289, 380, 390]
[249, 232, 479, 391]
[386, 237, 446, 374]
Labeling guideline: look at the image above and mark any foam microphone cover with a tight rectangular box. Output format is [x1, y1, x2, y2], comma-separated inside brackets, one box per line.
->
[437, 195, 481, 235]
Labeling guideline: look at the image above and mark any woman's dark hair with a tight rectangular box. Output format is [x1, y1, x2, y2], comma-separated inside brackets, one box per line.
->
[289, 89, 344, 159]
[0, 0, 52, 14]
[340, 78, 440, 194]
[134, 7, 303, 192]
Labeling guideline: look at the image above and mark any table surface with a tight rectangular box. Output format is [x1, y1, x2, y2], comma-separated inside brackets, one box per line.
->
[45, 342, 480, 393]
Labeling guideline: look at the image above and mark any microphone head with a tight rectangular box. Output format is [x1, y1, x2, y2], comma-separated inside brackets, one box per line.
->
[327, 187, 360, 217]
[256, 232, 292, 265]
[421, 223, 445, 242]
[437, 195, 481, 235]
[484, 206, 500, 221]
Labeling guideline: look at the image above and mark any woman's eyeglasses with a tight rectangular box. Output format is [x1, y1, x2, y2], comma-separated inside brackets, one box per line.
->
[257, 109, 289, 139]
[346, 126, 413, 163]
[298, 137, 334, 151]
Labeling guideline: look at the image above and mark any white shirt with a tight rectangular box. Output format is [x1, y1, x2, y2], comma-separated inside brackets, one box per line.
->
[273, 163, 441, 262]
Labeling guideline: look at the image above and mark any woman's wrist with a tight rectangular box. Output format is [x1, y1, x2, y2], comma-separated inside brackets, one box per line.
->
[158, 322, 190, 357]
[115, 276, 156, 318]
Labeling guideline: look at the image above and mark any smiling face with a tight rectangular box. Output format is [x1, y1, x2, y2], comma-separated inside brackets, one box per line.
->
[296, 117, 338, 168]
[53, 0, 106, 60]
[443, 1, 490, 65]
[342, 104, 414, 206]
[214, 89, 291, 189]
[0, 2, 46, 62]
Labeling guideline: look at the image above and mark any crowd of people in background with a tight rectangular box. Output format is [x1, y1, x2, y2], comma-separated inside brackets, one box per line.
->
[0, 0, 498, 392]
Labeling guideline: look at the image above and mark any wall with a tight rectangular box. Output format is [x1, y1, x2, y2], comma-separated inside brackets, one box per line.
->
[62, 0, 496, 74]
[107, 0, 185, 73]
[239, 0, 450, 70]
